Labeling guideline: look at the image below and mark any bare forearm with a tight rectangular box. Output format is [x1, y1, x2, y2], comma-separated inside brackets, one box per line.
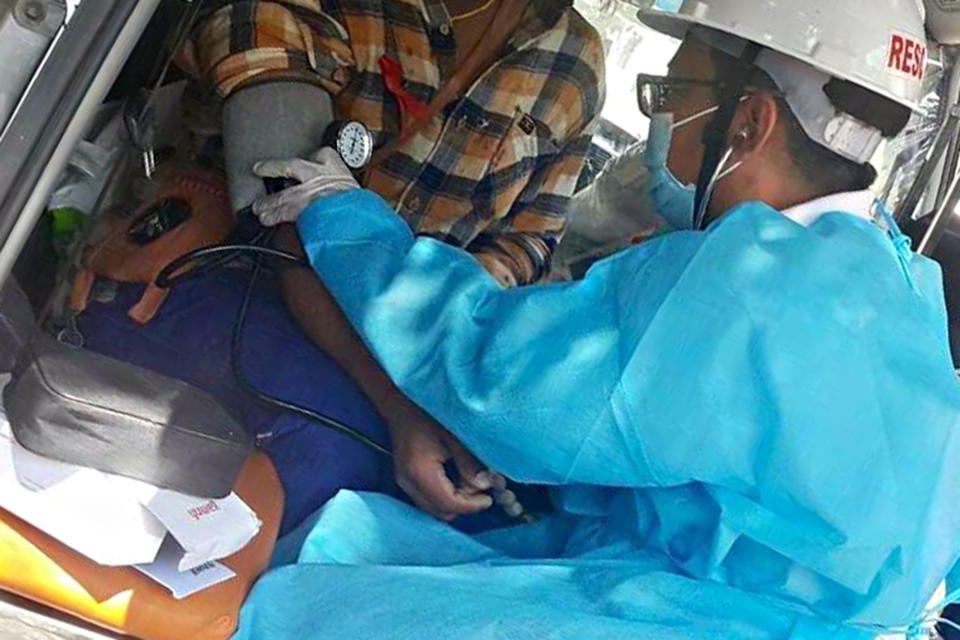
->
[273, 225, 404, 415]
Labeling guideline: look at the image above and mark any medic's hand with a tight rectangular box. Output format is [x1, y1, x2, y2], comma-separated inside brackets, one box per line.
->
[251, 147, 359, 227]
[385, 397, 494, 521]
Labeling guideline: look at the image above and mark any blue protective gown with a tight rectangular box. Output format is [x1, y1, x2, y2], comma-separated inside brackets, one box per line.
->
[233, 190, 960, 639]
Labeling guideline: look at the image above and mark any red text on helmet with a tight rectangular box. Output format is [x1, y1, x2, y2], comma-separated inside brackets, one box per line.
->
[887, 33, 926, 82]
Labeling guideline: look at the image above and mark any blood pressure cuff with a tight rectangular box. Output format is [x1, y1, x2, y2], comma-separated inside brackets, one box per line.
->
[3, 335, 253, 498]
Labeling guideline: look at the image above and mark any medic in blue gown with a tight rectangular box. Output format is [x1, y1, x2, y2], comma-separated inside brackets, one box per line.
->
[235, 1, 960, 638]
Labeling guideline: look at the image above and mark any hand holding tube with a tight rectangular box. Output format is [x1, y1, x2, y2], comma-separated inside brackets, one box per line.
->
[251, 147, 359, 227]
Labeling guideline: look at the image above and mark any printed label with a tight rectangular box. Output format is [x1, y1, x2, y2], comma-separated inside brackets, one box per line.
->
[186, 500, 220, 521]
[886, 32, 926, 82]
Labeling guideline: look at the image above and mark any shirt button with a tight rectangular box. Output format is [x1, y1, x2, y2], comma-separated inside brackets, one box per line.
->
[438, 23, 451, 36]
[405, 196, 421, 211]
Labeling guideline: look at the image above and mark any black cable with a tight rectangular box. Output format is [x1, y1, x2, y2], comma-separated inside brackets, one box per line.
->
[155, 243, 301, 288]
[155, 236, 392, 457]
[231, 250, 392, 456]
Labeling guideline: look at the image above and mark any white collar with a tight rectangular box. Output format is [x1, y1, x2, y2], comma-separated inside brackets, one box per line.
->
[780, 190, 876, 227]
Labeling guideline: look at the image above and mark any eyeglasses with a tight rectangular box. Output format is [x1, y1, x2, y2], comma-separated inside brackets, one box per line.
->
[637, 74, 720, 118]
[636, 73, 780, 118]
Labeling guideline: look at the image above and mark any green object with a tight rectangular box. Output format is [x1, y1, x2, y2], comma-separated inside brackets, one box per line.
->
[49, 207, 85, 241]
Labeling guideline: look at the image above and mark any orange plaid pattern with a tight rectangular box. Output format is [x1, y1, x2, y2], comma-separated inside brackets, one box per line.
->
[189, 0, 605, 285]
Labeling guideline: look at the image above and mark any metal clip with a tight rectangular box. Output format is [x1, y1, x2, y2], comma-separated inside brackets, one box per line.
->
[56, 312, 84, 349]
[124, 95, 157, 179]
[90, 279, 117, 305]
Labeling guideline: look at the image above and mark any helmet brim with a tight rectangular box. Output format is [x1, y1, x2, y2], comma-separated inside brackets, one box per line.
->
[635, 8, 923, 112]
[636, 11, 691, 42]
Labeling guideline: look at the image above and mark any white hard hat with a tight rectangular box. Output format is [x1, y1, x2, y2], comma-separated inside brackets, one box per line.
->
[634, 0, 929, 162]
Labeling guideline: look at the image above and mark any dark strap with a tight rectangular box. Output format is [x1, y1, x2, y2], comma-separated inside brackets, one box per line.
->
[693, 42, 761, 230]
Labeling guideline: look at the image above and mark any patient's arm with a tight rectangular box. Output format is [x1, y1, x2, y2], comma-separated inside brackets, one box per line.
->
[273, 225, 493, 519]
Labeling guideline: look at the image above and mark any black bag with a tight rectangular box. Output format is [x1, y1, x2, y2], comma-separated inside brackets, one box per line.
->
[4, 335, 253, 498]
[0, 278, 34, 374]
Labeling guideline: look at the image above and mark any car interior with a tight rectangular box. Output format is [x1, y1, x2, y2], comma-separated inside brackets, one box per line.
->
[3, 0, 960, 638]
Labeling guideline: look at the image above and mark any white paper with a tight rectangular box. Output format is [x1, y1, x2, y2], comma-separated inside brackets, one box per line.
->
[93, 470, 262, 571]
[11, 437, 80, 491]
[4, 410, 260, 572]
[135, 536, 236, 600]
[139, 489, 262, 572]
[0, 420, 167, 566]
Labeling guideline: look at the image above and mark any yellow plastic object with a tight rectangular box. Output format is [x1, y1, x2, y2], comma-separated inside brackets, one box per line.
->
[0, 452, 283, 640]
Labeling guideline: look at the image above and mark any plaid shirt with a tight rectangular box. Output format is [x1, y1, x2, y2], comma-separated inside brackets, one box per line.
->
[186, 0, 605, 285]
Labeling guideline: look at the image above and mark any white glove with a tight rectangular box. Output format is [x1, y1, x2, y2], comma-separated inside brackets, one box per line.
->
[251, 147, 360, 226]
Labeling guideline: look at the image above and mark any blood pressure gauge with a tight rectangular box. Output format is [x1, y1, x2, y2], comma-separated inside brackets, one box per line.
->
[334, 120, 374, 170]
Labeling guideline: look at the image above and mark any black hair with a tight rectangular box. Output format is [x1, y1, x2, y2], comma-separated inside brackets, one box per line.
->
[708, 48, 879, 194]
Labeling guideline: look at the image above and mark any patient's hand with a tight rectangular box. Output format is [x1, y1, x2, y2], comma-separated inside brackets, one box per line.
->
[385, 396, 494, 521]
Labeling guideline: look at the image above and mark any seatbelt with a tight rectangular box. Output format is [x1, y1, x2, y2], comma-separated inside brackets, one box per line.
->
[366, 0, 529, 174]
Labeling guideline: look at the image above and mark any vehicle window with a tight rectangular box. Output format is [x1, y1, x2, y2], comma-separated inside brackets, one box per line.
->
[574, 0, 680, 140]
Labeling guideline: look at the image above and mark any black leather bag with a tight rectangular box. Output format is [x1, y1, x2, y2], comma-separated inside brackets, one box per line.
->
[0, 278, 34, 374]
[4, 334, 253, 498]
